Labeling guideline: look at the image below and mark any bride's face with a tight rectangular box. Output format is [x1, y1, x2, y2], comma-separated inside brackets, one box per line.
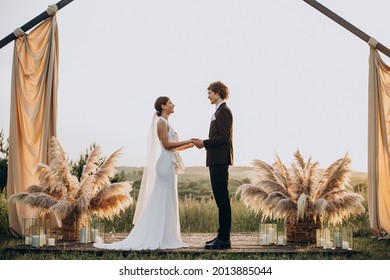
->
[162, 99, 175, 114]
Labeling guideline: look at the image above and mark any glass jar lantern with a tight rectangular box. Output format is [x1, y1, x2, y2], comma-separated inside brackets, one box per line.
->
[341, 227, 353, 250]
[259, 223, 277, 245]
[323, 227, 334, 249]
[31, 223, 41, 248]
[23, 217, 44, 247]
[316, 227, 334, 249]
[22, 218, 36, 245]
[333, 227, 343, 248]
[90, 220, 105, 243]
[77, 218, 90, 244]
[276, 222, 286, 245]
[316, 228, 324, 248]
[42, 218, 58, 246]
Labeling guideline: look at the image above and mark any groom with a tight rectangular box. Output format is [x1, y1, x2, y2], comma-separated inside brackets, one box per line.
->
[193, 81, 233, 250]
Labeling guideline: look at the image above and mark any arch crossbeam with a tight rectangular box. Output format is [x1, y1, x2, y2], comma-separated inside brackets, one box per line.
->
[0, 0, 73, 49]
[303, 0, 390, 58]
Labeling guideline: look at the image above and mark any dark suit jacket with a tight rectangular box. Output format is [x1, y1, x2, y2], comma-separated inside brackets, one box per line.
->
[203, 102, 233, 166]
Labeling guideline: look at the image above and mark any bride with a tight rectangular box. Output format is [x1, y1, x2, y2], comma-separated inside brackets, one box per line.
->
[93, 96, 194, 250]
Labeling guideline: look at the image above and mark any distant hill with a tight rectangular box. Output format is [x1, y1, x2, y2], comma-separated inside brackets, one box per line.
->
[117, 166, 367, 183]
[117, 165, 368, 199]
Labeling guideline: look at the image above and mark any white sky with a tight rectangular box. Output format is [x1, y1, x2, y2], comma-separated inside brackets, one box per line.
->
[1, 0, 390, 172]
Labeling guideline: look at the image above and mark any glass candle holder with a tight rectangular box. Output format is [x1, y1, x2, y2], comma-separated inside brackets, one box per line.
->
[31, 223, 41, 248]
[36, 218, 51, 246]
[316, 227, 334, 249]
[47, 235, 56, 246]
[323, 227, 334, 249]
[341, 227, 353, 250]
[316, 228, 324, 248]
[22, 218, 33, 245]
[333, 227, 343, 248]
[276, 223, 286, 245]
[43, 218, 55, 246]
[259, 223, 277, 245]
[22, 218, 42, 246]
[77, 218, 90, 244]
[90, 221, 105, 243]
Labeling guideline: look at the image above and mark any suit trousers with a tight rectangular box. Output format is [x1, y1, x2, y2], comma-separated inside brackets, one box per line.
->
[209, 165, 231, 241]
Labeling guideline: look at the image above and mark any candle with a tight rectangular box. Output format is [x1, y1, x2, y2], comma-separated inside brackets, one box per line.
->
[47, 238, 56, 246]
[40, 234, 46, 246]
[32, 235, 40, 248]
[91, 228, 99, 242]
[318, 237, 325, 247]
[25, 236, 32, 245]
[261, 234, 269, 245]
[277, 236, 284, 245]
[95, 236, 103, 244]
[325, 241, 333, 249]
[268, 228, 275, 244]
[342, 241, 350, 250]
[334, 233, 342, 248]
[80, 227, 87, 243]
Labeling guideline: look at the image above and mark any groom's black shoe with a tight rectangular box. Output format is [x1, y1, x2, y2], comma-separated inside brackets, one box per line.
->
[204, 238, 231, 250]
[205, 236, 218, 245]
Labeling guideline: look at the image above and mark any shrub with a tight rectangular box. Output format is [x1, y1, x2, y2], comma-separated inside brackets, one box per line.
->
[0, 189, 9, 234]
[0, 129, 8, 193]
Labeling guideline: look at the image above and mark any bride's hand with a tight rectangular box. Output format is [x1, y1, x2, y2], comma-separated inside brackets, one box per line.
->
[187, 140, 195, 148]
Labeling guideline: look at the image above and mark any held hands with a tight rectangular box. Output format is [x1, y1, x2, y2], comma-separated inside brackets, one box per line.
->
[180, 139, 204, 150]
[186, 139, 195, 148]
[191, 138, 204, 149]
[178, 140, 194, 151]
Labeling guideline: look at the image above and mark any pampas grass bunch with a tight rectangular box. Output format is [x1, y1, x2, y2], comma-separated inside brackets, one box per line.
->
[236, 150, 365, 225]
[8, 137, 133, 237]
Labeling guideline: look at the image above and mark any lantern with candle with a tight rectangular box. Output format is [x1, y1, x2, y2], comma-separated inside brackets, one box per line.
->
[276, 222, 286, 245]
[78, 218, 90, 244]
[90, 217, 105, 243]
[22, 218, 38, 246]
[259, 223, 277, 245]
[23, 217, 49, 247]
[341, 226, 353, 250]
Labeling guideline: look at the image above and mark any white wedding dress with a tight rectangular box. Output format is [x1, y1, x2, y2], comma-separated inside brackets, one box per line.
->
[93, 116, 187, 250]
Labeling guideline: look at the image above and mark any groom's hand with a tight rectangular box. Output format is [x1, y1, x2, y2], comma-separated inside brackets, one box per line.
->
[192, 138, 204, 149]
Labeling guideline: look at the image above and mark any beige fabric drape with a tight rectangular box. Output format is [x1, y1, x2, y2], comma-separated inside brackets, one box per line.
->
[7, 17, 58, 236]
[368, 45, 390, 235]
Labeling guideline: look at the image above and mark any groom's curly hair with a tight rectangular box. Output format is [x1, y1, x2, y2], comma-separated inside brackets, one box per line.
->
[208, 81, 229, 100]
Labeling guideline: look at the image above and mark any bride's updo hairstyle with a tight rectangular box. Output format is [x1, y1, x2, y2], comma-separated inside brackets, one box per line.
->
[154, 96, 170, 116]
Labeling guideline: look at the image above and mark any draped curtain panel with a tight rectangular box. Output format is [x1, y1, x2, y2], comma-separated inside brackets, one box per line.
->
[7, 17, 58, 236]
[368, 47, 390, 235]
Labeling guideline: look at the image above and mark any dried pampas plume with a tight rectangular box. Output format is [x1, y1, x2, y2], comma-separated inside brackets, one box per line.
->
[236, 150, 365, 225]
[9, 137, 133, 229]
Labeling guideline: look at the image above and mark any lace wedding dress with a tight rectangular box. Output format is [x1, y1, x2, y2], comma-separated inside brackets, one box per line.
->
[93, 116, 187, 250]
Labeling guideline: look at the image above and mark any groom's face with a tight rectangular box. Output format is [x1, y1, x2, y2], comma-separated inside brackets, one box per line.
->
[208, 90, 220, 105]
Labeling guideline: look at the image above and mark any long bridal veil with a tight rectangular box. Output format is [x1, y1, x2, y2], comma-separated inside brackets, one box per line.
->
[132, 113, 160, 225]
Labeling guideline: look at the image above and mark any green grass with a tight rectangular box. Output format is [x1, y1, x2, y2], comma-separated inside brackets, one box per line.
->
[1, 233, 390, 260]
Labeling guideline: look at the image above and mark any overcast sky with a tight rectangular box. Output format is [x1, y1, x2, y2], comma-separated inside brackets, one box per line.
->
[1, 0, 390, 172]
